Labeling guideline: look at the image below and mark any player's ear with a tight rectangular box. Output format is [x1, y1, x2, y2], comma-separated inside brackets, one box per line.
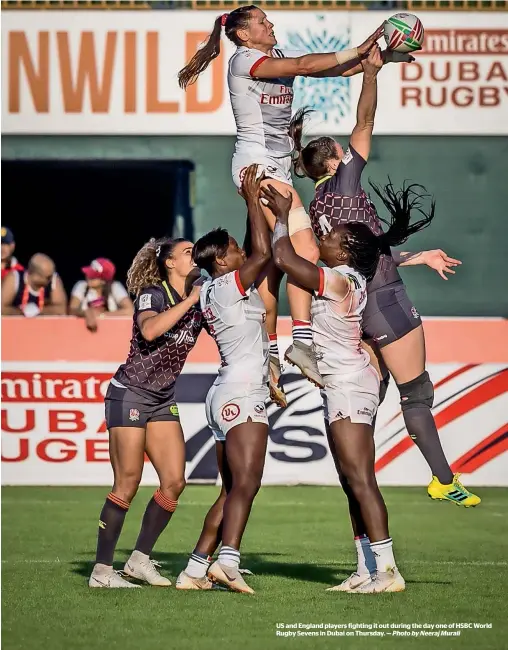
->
[164, 258, 174, 270]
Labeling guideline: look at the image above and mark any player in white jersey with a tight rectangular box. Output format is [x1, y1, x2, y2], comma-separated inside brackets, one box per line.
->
[189, 165, 272, 594]
[179, 5, 386, 404]
[262, 182, 439, 595]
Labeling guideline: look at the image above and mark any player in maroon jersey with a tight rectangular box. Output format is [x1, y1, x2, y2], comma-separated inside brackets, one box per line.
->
[89, 237, 205, 589]
[289, 45, 480, 509]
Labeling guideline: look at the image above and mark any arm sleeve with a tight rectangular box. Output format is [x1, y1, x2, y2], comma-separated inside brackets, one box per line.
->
[213, 271, 249, 307]
[111, 281, 129, 304]
[329, 145, 367, 196]
[135, 286, 165, 315]
[230, 48, 270, 78]
[71, 281, 86, 301]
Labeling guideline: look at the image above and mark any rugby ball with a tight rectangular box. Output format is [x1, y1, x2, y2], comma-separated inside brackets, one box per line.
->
[384, 13, 424, 53]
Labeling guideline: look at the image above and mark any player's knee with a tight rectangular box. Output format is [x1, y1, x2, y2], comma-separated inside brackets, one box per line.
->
[235, 475, 262, 501]
[397, 371, 434, 411]
[160, 476, 186, 500]
[113, 471, 142, 502]
[341, 462, 376, 496]
[379, 373, 390, 406]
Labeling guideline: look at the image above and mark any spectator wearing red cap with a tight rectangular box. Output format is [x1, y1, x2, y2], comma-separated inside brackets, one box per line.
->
[70, 258, 133, 331]
[1, 227, 24, 280]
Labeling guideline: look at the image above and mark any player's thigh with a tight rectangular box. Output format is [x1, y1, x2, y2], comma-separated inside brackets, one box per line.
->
[290, 227, 319, 263]
[259, 178, 303, 231]
[145, 419, 186, 490]
[328, 418, 375, 480]
[224, 420, 269, 486]
[361, 338, 388, 380]
[108, 426, 146, 485]
[380, 325, 426, 385]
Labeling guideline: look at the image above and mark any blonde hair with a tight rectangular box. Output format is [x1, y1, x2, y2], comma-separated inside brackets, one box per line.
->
[126, 237, 176, 296]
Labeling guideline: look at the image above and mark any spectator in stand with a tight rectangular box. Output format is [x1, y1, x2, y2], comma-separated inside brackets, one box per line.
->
[1, 227, 24, 280]
[69, 258, 133, 331]
[1, 253, 67, 317]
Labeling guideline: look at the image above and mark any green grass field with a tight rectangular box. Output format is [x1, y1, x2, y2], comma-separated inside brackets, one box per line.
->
[2, 486, 507, 650]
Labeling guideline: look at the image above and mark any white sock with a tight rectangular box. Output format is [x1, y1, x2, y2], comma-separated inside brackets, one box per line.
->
[185, 552, 211, 579]
[292, 320, 312, 347]
[218, 545, 240, 569]
[370, 537, 396, 573]
[354, 534, 376, 576]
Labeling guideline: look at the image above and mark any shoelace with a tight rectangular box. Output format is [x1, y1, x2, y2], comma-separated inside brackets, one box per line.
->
[143, 559, 163, 576]
[453, 473, 471, 496]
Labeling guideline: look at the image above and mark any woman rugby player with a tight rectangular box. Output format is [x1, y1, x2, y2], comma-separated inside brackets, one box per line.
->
[261, 175, 442, 593]
[89, 238, 204, 588]
[289, 45, 480, 507]
[189, 164, 272, 594]
[178, 5, 390, 403]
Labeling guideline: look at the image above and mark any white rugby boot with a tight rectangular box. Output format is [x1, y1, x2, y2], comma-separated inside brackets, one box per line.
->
[89, 563, 141, 588]
[175, 570, 213, 591]
[352, 567, 405, 594]
[208, 560, 255, 594]
[123, 550, 171, 586]
[284, 341, 324, 388]
[326, 572, 373, 593]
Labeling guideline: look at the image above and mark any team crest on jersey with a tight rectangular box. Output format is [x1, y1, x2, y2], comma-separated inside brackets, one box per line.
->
[129, 408, 140, 421]
[221, 403, 240, 422]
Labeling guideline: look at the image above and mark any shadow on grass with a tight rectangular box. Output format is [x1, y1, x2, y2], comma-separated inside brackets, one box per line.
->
[70, 550, 353, 585]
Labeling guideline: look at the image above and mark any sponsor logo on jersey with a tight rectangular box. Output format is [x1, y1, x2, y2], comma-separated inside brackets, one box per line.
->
[411, 306, 420, 319]
[167, 329, 197, 346]
[139, 294, 152, 310]
[169, 404, 179, 417]
[342, 148, 353, 165]
[221, 403, 240, 422]
[254, 403, 265, 414]
[129, 408, 140, 421]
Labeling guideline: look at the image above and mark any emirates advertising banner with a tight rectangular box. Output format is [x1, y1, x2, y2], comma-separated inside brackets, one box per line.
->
[2, 356, 507, 487]
[2, 10, 507, 135]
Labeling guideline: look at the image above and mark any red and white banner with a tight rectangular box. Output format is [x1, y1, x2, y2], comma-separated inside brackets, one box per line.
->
[2, 318, 507, 486]
[2, 11, 507, 135]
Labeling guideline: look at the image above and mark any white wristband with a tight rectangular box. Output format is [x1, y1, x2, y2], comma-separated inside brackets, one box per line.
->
[334, 47, 359, 65]
[272, 221, 289, 247]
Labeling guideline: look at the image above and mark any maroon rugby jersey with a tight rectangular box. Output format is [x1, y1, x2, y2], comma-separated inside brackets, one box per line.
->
[309, 145, 401, 292]
[113, 283, 203, 403]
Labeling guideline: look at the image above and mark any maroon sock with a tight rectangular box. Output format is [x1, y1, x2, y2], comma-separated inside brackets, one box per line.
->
[95, 492, 130, 566]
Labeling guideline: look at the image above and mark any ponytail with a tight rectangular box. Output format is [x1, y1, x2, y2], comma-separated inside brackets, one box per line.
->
[127, 237, 186, 296]
[369, 179, 435, 249]
[289, 107, 310, 178]
[178, 15, 223, 90]
[342, 179, 436, 282]
[178, 5, 256, 90]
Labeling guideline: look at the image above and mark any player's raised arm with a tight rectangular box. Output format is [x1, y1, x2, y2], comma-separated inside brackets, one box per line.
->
[349, 45, 383, 162]
[261, 184, 320, 292]
[237, 165, 272, 292]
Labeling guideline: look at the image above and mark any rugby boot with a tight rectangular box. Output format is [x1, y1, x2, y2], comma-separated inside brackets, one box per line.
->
[284, 341, 324, 389]
[427, 473, 481, 507]
[208, 560, 255, 594]
[326, 572, 373, 593]
[175, 570, 213, 591]
[89, 563, 141, 589]
[123, 550, 171, 586]
[352, 568, 405, 594]
[269, 354, 287, 408]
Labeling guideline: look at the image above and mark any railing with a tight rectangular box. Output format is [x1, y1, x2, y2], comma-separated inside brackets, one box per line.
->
[3, 0, 507, 9]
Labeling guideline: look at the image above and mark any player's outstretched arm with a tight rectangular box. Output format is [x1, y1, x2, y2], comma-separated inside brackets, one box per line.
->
[349, 45, 383, 161]
[393, 249, 462, 281]
[261, 184, 321, 292]
[237, 165, 271, 292]
[252, 25, 384, 79]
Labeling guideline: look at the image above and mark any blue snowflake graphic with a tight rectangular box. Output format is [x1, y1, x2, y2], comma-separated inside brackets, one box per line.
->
[282, 27, 351, 127]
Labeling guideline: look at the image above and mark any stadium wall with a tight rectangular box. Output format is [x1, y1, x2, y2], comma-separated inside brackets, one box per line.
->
[1, 317, 507, 487]
[3, 133, 508, 317]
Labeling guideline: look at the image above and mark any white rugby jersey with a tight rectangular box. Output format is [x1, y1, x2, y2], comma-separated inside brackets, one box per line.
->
[228, 46, 303, 159]
[311, 265, 370, 376]
[200, 270, 269, 385]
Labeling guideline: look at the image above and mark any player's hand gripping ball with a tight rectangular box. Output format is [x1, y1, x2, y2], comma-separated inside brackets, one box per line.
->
[384, 13, 424, 53]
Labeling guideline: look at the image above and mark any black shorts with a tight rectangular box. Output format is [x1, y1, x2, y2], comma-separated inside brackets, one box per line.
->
[362, 281, 422, 348]
[104, 384, 180, 429]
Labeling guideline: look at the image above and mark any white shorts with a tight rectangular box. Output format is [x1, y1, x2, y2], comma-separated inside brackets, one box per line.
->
[232, 153, 293, 190]
[205, 383, 269, 441]
[321, 365, 380, 426]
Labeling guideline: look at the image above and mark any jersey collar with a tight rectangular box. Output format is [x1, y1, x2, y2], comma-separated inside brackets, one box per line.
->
[315, 175, 332, 190]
